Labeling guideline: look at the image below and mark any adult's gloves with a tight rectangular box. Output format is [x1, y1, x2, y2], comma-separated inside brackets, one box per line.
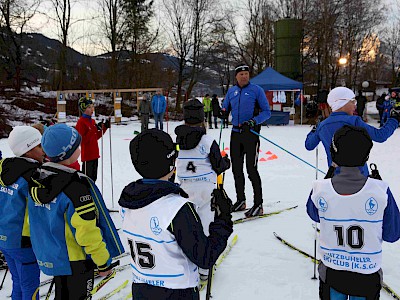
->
[222, 155, 231, 170]
[241, 119, 257, 133]
[211, 188, 232, 224]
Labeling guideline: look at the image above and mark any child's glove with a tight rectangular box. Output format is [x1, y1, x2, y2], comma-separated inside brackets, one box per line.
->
[211, 188, 232, 224]
[222, 155, 231, 169]
[104, 119, 111, 129]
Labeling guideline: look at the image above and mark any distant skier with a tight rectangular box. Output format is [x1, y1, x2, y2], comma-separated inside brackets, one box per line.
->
[305, 87, 399, 177]
[0, 126, 45, 299]
[307, 125, 400, 300]
[175, 98, 231, 282]
[119, 129, 233, 299]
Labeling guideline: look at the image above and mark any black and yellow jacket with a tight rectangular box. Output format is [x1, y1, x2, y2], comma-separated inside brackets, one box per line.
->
[0, 157, 39, 249]
[28, 162, 124, 276]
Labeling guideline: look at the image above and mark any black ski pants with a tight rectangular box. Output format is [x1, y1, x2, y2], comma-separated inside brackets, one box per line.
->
[54, 260, 95, 300]
[132, 283, 199, 300]
[230, 130, 263, 205]
[82, 159, 99, 182]
[319, 267, 381, 300]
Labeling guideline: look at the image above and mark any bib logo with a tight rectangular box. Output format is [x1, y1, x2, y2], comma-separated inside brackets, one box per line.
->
[234, 91, 238, 96]
[199, 145, 207, 155]
[150, 216, 162, 235]
[317, 197, 328, 212]
[365, 198, 378, 215]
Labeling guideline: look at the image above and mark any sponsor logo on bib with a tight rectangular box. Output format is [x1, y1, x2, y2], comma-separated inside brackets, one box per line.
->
[365, 198, 378, 215]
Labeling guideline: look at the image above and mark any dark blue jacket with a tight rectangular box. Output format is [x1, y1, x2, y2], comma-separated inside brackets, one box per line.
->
[305, 112, 398, 176]
[222, 83, 271, 131]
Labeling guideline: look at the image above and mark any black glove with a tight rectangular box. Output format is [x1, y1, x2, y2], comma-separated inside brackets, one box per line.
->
[390, 110, 400, 123]
[96, 122, 103, 130]
[211, 188, 232, 223]
[219, 110, 229, 119]
[104, 119, 111, 129]
[222, 155, 231, 169]
[241, 119, 256, 133]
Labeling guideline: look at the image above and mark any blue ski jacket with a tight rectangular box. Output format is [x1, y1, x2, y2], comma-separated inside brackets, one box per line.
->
[28, 162, 124, 276]
[151, 94, 167, 114]
[305, 112, 398, 176]
[222, 83, 271, 132]
[0, 157, 40, 249]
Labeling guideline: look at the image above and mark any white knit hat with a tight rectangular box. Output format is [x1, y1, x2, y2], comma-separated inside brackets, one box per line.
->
[327, 87, 356, 111]
[8, 126, 42, 157]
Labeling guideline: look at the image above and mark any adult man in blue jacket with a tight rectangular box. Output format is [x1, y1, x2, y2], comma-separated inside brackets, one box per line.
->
[305, 87, 399, 176]
[222, 63, 271, 217]
[151, 89, 167, 131]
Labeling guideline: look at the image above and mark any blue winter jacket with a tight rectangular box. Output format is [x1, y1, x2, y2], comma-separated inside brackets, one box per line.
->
[0, 158, 40, 249]
[222, 83, 271, 131]
[305, 112, 398, 176]
[151, 95, 167, 114]
[28, 162, 124, 276]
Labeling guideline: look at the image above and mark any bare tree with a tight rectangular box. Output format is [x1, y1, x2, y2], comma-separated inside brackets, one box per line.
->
[98, 0, 126, 87]
[0, 0, 41, 91]
[162, 0, 192, 110]
[382, 17, 400, 85]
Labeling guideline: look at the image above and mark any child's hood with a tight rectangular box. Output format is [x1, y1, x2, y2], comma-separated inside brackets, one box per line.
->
[175, 125, 206, 150]
[119, 179, 189, 209]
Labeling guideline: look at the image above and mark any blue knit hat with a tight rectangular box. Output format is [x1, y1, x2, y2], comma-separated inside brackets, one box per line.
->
[42, 124, 82, 162]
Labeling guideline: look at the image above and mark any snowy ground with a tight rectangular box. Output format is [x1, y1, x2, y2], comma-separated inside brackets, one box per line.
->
[0, 112, 399, 300]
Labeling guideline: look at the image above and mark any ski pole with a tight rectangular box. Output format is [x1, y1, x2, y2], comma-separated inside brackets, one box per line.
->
[0, 268, 8, 290]
[218, 118, 223, 147]
[101, 121, 104, 196]
[250, 129, 326, 175]
[45, 278, 55, 300]
[312, 144, 318, 280]
[108, 117, 115, 208]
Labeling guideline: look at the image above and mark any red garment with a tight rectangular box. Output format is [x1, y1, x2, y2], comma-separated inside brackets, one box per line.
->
[75, 115, 106, 162]
[67, 160, 81, 171]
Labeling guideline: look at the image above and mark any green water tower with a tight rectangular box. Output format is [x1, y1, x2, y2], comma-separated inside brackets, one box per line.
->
[275, 18, 302, 80]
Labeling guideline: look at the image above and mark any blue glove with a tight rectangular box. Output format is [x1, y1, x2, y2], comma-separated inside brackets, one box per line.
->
[241, 119, 256, 133]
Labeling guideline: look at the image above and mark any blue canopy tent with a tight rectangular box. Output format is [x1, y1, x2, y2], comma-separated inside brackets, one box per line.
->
[250, 67, 303, 91]
[250, 67, 304, 125]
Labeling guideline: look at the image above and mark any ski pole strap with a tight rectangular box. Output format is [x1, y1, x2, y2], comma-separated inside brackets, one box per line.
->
[250, 129, 326, 175]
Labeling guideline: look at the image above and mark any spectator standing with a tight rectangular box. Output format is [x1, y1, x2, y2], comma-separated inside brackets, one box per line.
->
[75, 97, 110, 182]
[211, 94, 221, 129]
[151, 89, 166, 131]
[355, 90, 367, 120]
[381, 96, 393, 127]
[305, 87, 399, 177]
[139, 93, 151, 132]
[202, 94, 212, 129]
[376, 93, 386, 124]
[221, 63, 271, 217]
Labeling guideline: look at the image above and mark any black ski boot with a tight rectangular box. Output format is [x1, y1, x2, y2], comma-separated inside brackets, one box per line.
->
[245, 204, 264, 217]
[231, 199, 246, 212]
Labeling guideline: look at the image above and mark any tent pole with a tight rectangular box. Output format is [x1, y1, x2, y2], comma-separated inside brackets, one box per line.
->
[300, 90, 303, 125]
